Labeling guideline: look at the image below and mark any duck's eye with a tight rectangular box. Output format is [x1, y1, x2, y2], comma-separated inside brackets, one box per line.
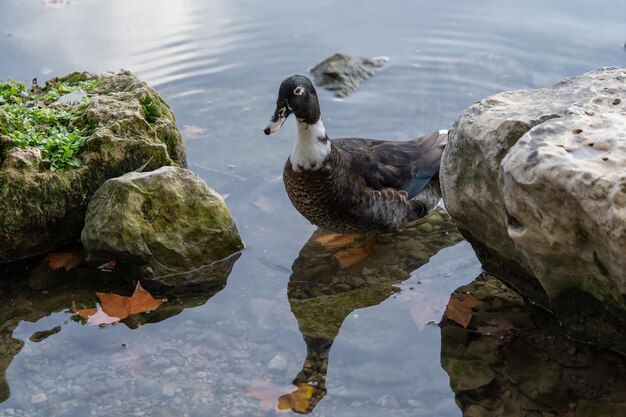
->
[293, 86, 305, 96]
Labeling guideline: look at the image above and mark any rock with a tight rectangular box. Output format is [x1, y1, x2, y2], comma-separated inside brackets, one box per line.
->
[441, 67, 626, 351]
[81, 166, 243, 276]
[309, 53, 388, 97]
[440, 357, 495, 391]
[2, 147, 43, 170]
[0, 71, 186, 264]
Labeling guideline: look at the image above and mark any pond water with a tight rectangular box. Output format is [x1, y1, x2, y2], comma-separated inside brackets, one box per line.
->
[1, 0, 625, 416]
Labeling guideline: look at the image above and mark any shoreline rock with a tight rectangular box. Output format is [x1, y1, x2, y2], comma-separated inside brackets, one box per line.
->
[0, 71, 186, 264]
[81, 166, 243, 277]
[441, 67, 626, 352]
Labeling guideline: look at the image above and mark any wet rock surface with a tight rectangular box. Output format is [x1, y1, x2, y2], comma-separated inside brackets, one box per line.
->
[310, 53, 388, 97]
[286, 209, 463, 413]
[441, 67, 626, 351]
[0, 71, 186, 264]
[441, 273, 626, 417]
[81, 166, 243, 277]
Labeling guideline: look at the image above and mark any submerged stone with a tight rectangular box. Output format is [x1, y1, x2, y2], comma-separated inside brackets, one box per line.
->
[81, 166, 243, 277]
[309, 53, 388, 97]
[0, 71, 186, 264]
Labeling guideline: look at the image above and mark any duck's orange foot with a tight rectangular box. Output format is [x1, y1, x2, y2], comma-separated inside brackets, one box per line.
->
[313, 233, 356, 248]
[333, 235, 376, 269]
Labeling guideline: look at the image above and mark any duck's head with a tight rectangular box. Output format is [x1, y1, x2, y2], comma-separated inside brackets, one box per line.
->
[264, 75, 320, 135]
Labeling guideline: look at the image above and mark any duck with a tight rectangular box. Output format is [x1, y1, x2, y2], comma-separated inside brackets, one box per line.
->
[263, 75, 448, 264]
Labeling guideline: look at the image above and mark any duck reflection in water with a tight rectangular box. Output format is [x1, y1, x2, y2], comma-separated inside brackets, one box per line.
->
[280, 208, 463, 413]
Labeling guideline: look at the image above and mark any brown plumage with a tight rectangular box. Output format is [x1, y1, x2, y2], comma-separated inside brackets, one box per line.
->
[265, 75, 448, 235]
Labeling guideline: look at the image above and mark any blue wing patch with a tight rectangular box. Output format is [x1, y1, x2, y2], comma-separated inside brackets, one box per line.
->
[407, 171, 436, 199]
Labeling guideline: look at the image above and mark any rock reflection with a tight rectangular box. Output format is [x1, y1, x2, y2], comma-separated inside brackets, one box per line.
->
[0, 252, 240, 403]
[285, 208, 463, 413]
[441, 274, 626, 417]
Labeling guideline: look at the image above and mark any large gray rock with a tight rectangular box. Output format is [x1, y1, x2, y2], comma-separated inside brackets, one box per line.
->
[81, 166, 243, 277]
[0, 71, 186, 264]
[441, 67, 626, 352]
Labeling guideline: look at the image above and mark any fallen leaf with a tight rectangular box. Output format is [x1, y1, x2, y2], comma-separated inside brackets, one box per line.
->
[278, 383, 317, 413]
[313, 233, 355, 248]
[73, 282, 164, 326]
[181, 124, 206, 140]
[46, 252, 82, 271]
[110, 346, 145, 372]
[391, 284, 450, 330]
[247, 379, 293, 411]
[444, 294, 481, 328]
[252, 195, 277, 214]
[98, 282, 164, 318]
[247, 379, 318, 413]
[333, 247, 369, 269]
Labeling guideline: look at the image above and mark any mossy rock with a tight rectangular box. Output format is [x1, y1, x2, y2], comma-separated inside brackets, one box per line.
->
[81, 166, 243, 277]
[0, 71, 186, 264]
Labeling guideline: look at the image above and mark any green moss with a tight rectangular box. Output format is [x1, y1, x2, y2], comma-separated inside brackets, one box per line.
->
[140, 96, 161, 123]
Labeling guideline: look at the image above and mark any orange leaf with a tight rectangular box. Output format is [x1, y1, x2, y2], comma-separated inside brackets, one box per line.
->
[96, 292, 131, 320]
[444, 294, 481, 328]
[278, 383, 317, 413]
[46, 252, 82, 271]
[73, 282, 164, 326]
[334, 245, 373, 269]
[98, 282, 164, 319]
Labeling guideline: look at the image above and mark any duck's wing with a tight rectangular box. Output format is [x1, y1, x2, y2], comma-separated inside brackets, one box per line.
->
[333, 130, 448, 198]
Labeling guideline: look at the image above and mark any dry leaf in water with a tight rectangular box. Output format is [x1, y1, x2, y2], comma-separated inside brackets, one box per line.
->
[278, 383, 317, 413]
[181, 124, 206, 140]
[252, 195, 278, 214]
[46, 252, 82, 271]
[247, 379, 317, 413]
[247, 379, 293, 411]
[73, 282, 164, 326]
[333, 248, 370, 269]
[444, 294, 481, 328]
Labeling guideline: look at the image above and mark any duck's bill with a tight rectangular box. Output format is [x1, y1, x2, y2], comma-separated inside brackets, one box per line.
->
[263, 105, 289, 135]
[263, 116, 286, 135]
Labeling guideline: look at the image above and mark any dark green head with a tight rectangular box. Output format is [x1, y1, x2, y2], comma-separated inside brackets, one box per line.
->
[264, 75, 321, 135]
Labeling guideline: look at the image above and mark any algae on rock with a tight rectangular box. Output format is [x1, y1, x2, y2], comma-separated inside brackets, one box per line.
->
[81, 166, 243, 277]
[0, 71, 186, 264]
